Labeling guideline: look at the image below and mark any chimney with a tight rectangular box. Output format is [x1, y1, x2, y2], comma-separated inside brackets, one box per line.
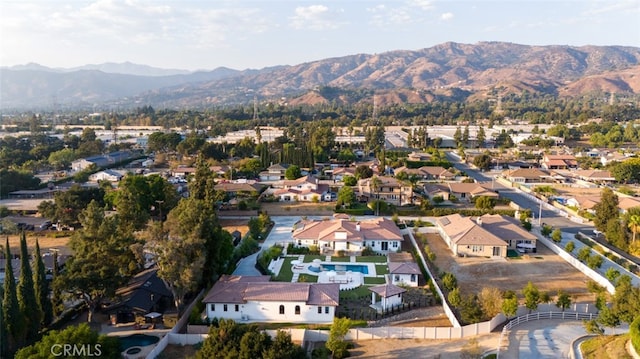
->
[356, 222, 361, 231]
[476, 217, 482, 226]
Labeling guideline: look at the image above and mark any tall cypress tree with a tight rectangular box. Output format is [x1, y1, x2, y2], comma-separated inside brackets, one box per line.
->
[3, 238, 25, 353]
[0, 285, 8, 359]
[51, 251, 63, 317]
[32, 239, 53, 327]
[17, 233, 40, 342]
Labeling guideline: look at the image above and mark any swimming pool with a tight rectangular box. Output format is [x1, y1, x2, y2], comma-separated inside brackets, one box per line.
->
[322, 264, 369, 274]
[119, 334, 160, 351]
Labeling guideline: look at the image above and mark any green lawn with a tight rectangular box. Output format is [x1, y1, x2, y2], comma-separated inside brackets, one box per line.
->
[339, 285, 373, 300]
[331, 256, 351, 262]
[375, 265, 389, 275]
[298, 274, 318, 283]
[364, 277, 386, 285]
[275, 257, 294, 282]
[356, 256, 387, 263]
[302, 255, 325, 263]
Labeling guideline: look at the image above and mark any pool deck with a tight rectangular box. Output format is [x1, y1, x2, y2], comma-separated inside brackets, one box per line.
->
[287, 256, 387, 290]
[104, 329, 169, 359]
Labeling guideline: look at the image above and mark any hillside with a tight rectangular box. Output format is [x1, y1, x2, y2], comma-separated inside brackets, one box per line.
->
[2, 42, 639, 110]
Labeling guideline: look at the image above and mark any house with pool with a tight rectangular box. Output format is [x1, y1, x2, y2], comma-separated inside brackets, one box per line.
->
[203, 275, 340, 323]
[291, 217, 403, 255]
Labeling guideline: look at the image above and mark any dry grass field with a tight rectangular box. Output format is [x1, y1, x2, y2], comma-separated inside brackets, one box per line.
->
[259, 202, 335, 216]
[425, 232, 594, 303]
[5, 232, 72, 255]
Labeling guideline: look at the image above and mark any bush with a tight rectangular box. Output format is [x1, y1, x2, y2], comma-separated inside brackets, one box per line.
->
[565, 241, 575, 253]
[630, 316, 640, 353]
[361, 246, 375, 256]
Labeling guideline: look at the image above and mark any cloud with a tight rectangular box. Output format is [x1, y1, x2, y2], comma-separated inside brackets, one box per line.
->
[440, 12, 454, 21]
[366, 4, 413, 27]
[289, 5, 345, 30]
[407, 0, 434, 11]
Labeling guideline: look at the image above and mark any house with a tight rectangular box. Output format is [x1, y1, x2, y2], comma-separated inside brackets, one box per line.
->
[272, 175, 329, 202]
[447, 182, 498, 201]
[171, 167, 197, 178]
[571, 170, 616, 184]
[259, 163, 290, 181]
[600, 152, 629, 166]
[214, 182, 263, 199]
[619, 197, 640, 214]
[89, 169, 124, 182]
[423, 184, 451, 201]
[541, 154, 578, 170]
[502, 168, 552, 184]
[330, 167, 357, 181]
[203, 275, 339, 324]
[104, 267, 173, 324]
[435, 213, 537, 257]
[394, 166, 456, 181]
[292, 217, 403, 255]
[71, 151, 137, 172]
[369, 283, 406, 313]
[407, 152, 432, 162]
[388, 262, 421, 287]
[565, 195, 601, 213]
[358, 176, 413, 206]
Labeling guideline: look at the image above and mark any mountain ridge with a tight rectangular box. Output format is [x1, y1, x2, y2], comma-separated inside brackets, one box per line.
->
[2, 42, 639, 110]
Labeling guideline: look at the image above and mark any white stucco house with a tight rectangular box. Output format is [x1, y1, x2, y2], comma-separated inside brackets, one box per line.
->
[369, 283, 406, 313]
[292, 217, 403, 255]
[89, 169, 124, 182]
[203, 275, 340, 324]
[388, 262, 421, 287]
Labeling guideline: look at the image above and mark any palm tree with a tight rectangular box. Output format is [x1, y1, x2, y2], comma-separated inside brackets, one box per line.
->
[628, 214, 640, 242]
[371, 176, 382, 216]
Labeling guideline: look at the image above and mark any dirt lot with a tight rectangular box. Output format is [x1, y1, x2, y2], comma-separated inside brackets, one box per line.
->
[219, 219, 250, 238]
[5, 232, 72, 255]
[424, 233, 593, 302]
[259, 202, 335, 216]
[349, 335, 499, 359]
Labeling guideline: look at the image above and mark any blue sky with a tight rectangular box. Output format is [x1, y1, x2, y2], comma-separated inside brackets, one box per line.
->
[1, 0, 639, 71]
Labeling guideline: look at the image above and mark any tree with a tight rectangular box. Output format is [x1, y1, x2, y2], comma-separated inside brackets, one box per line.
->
[47, 148, 76, 170]
[460, 294, 484, 324]
[32, 239, 53, 328]
[57, 201, 139, 322]
[605, 267, 621, 284]
[326, 317, 351, 359]
[453, 126, 462, 147]
[476, 126, 486, 148]
[540, 224, 553, 237]
[14, 323, 121, 359]
[17, 233, 40, 342]
[555, 290, 572, 311]
[472, 153, 492, 171]
[474, 196, 495, 210]
[342, 175, 357, 186]
[593, 188, 619, 232]
[355, 165, 373, 180]
[478, 287, 503, 319]
[628, 214, 640, 243]
[551, 228, 563, 243]
[598, 306, 620, 334]
[284, 165, 302, 180]
[336, 186, 356, 208]
[577, 247, 591, 262]
[3, 238, 25, 354]
[442, 272, 458, 291]
[263, 330, 306, 359]
[583, 319, 604, 335]
[502, 294, 518, 319]
[523, 281, 540, 313]
[448, 287, 462, 307]
[0, 285, 7, 359]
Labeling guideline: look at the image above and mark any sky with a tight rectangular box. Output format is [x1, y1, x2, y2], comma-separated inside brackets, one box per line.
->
[1, 0, 639, 71]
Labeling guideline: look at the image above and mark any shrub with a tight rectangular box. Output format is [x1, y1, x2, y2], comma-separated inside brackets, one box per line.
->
[630, 316, 640, 353]
[362, 246, 375, 256]
[565, 241, 575, 253]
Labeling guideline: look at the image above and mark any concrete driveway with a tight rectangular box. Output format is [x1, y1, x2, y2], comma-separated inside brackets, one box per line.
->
[232, 216, 322, 276]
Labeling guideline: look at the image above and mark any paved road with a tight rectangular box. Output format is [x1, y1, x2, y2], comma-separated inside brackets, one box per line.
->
[446, 153, 592, 235]
[232, 216, 321, 276]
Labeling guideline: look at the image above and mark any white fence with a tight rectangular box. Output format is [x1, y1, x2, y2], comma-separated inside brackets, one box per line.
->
[402, 225, 461, 328]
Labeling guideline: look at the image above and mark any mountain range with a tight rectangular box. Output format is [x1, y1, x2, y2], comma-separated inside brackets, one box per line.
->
[2, 42, 639, 111]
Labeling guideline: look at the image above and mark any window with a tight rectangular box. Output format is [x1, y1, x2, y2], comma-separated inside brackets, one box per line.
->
[235, 304, 239, 312]
[295, 305, 301, 315]
[472, 245, 482, 252]
[411, 274, 416, 282]
[392, 241, 398, 248]
[394, 275, 400, 281]
[279, 305, 285, 315]
[325, 307, 329, 314]
[223, 304, 228, 312]
[318, 306, 322, 314]
[210, 304, 215, 312]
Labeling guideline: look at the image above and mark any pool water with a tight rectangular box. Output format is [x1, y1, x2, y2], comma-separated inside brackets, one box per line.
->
[119, 334, 160, 351]
[322, 264, 369, 274]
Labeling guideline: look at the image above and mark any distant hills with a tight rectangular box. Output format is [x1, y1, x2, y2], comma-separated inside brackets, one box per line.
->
[2, 42, 639, 111]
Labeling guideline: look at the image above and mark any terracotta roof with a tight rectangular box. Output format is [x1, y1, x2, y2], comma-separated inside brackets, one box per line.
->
[292, 217, 403, 243]
[619, 197, 640, 211]
[388, 262, 421, 275]
[436, 214, 533, 247]
[448, 182, 497, 195]
[282, 175, 317, 187]
[369, 283, 406, 297]
[203, 275, 339, 306]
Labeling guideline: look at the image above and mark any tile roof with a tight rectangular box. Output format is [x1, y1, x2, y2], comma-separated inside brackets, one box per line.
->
[369, 283, 406, 297]
[203, 275, 340, 306]
[292, 217, 403, 243]
[388, 262, 421, 275]
[436, 214, 533, 247]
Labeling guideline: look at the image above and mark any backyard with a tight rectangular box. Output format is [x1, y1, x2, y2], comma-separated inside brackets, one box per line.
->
[422, 232, 594, 302]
